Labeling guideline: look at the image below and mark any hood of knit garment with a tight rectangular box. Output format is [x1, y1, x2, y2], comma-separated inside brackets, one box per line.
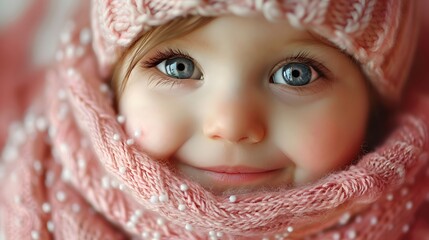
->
[1, 1, 429, 240]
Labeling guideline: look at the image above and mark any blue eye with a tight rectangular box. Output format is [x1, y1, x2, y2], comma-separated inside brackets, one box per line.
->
[156, 57, 202, 80]
[272, 63, 317, 86]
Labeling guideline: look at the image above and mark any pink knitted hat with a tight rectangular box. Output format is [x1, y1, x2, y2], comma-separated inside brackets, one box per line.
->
[91, 0, 419, 104]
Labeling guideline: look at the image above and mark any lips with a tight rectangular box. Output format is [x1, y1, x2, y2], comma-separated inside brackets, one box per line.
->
[198, 166, 277, 174]
[182, 164, 283, 187]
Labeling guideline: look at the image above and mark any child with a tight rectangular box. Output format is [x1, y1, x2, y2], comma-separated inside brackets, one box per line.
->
[1, 0, 428, 239]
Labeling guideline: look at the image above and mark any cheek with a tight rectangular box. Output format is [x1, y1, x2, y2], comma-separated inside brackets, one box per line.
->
[119, 93, 192, 159]
[274, 94, 369, 184]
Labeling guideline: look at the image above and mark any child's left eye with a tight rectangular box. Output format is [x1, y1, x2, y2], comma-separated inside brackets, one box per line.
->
[156, 57, 203, 80]
[271, 62, 319, 86]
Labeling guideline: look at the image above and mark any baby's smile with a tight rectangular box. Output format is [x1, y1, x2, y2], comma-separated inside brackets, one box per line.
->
[174, 155, 295, 195]
[171, 148, 294, 194]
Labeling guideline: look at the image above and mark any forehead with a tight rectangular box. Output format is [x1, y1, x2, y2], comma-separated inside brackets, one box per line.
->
[174, 15, 325, 50]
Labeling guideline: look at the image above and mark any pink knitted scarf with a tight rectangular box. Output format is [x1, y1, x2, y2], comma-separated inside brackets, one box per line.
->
[1, 1, 429, 240]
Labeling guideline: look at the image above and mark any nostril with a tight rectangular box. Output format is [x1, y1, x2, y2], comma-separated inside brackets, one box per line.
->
[237, 136, 249, 143]
[211, 135, 222, 140]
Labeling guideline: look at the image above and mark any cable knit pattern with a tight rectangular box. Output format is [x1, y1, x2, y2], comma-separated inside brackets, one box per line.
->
[1, 0, 428, 239]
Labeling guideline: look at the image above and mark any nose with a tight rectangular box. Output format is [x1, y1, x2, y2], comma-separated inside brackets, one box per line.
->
[203, 100, 265, 144]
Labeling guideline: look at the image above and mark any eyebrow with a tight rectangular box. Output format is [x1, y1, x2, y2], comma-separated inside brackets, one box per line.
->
[306, 30, 360, 65]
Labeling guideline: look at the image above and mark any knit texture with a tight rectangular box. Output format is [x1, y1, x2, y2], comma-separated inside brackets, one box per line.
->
[1, 0, 428, 239]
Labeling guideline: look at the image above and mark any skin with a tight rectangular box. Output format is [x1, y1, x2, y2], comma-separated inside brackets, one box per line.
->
[119, 15, 370, 195]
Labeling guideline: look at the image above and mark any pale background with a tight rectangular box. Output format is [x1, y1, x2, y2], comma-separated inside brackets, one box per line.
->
[0, 0, 78, 65]
[0, 1, 78, 239]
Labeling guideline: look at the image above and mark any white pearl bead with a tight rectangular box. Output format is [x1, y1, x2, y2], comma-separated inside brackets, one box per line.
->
[113, 134, 120, 141]
[157, 218, 164, 225]
[402, 224, 410, 233]
[153, 232, 161, 239]
[110, 180, 119, 188]
[355, 216, 362, 223]
[79, 28, 92, 45]
[33, 161, 42, 172]
[61, 168, 71, 181]
[66, 68, 76, 77]
[56, 191, 66, 202]
[99, 84, 110, 93]
[78, 158, 86, 169]
[286, 226, 293, 233]
[36, 117, 48, 132]
[134, 130, 142, 137]
[117, 115, 126, 124]
[347, 230, 356, 239]
[126, 139, 135, 146]
[134, 209, 143, 217]
[45, 171, 55, 187]
[338, 212, 351, 225]
[406, 201, 413, 210]
[130, 215, 139, 223]
[101, 176, 110, 189]
[59, 143, 69, 153]
[150, 195, 159, 204]
[31, 230, 40, 239]
[65, 45, 75, 58]
[178, 204, 186, 211]
[126, 221, 135, 229]
[370, 216, 378, 225]
[185, 223, 193, 231]
[159, 194, 168, 202]
[42, 203, 51, 213]
[386, 194, 394, 201]
[47, 221, 55, 232]
[229, 195, 237, 203]
[180, 184, 189, 191]
[396, 166, 405, 178]
[14, 196, 22, 204]
[332, 232, 341, 240]
[141, 231, 150, 238]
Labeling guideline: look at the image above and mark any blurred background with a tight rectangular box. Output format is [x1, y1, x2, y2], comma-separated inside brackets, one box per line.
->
[0, 0, 77, 65]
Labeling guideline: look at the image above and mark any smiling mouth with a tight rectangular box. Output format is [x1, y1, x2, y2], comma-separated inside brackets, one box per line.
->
[180, 164, 285, 189]
[201, 168, 281, 185]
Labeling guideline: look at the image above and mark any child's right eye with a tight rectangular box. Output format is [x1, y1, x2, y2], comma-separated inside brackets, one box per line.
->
[271, 62, 319, 86]
[156, 57, 203, 80]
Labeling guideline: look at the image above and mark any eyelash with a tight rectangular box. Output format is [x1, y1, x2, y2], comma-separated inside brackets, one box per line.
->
[142, 48, 194, 68]
[140, 48, 331, 92]
[276, 51, 329, 80]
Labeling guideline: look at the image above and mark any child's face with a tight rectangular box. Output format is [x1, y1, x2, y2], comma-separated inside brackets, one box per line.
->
[119, 15, 369, 194]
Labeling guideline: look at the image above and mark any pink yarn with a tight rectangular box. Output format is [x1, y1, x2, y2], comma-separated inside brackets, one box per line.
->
[0, 0, 428, 239]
